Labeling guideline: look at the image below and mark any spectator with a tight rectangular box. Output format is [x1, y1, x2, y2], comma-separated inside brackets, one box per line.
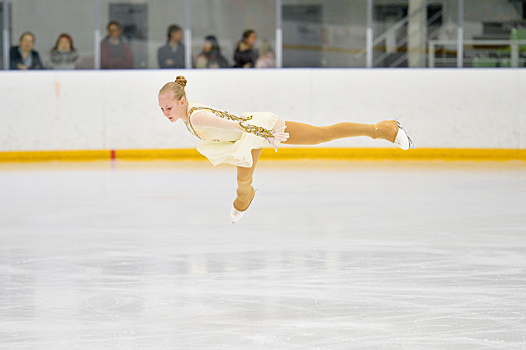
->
[255, 40, 275, 68]
[100, 21, 133, 69]
[195, 35, 229, 69]
[9, 32, 44, 70]
[49, 33, 79, 70]
[233, 29, 258, 68]
[158, 24, 185, 69]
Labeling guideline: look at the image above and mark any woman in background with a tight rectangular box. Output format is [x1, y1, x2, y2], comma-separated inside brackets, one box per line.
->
[233, 29, 258, 68]
[195, 35, 229, 69]
[49, 33, 79, 70]
[10, 32, 44, 70]
[158, 76, 414, 223]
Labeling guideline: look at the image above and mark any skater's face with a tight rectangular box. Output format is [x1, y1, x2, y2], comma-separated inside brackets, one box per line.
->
[158, 93, 185, 122]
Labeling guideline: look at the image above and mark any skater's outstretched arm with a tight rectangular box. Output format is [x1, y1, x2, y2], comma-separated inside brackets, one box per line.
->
[191, 111, 245, 132]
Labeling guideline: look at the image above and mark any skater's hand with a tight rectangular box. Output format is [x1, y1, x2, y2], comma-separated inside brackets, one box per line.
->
[268, 126, 289, 152]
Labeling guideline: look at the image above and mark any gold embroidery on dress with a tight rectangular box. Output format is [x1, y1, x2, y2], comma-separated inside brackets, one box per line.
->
[187, 106, 273, 141]
[183, 120, 201, 139]
[187, 106, 253, 140]
[238, 121, 274, 139]
[189, 106, 253, 123]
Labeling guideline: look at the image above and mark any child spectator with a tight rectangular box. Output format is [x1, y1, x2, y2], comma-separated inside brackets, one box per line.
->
[255, 40, 275, 68]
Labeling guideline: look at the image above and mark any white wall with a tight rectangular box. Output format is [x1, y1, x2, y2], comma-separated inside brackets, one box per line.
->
[0, 69, 525, 151]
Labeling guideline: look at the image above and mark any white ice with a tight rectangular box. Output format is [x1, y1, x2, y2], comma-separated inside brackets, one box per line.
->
[0, 160, 525, 349]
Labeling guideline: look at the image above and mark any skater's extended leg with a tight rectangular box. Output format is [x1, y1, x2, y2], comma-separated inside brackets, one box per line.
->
[282, 120, 398, 145]
[233, 148, 262, 212]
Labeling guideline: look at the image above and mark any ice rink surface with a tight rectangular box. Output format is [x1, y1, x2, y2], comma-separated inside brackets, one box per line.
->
[0, 159, 525, 349]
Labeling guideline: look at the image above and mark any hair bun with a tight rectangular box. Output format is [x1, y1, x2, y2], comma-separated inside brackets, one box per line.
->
[175, 76, 187, 88]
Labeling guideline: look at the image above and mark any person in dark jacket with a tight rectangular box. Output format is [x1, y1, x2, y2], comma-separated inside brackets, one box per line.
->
[158, 24, 185, 69]
[233, 29, 258, 68]
[10, 32, 44, 70]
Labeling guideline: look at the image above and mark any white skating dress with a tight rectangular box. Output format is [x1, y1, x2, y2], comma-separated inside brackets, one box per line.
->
[184, 102, 286, 168]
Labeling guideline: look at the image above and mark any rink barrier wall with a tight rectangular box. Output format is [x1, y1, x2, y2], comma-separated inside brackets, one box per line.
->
[0, 148, 525, 162]
[1, 69, 525, 155]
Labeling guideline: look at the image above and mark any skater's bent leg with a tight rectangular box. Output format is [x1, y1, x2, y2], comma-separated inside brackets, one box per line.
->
[282, 120, 398, 145]
[234, 148, 262, 212]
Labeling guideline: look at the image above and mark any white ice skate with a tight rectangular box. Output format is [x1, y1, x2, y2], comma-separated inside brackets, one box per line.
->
[230, 206, 246, 224]
[230, 188, 257, 224]
[394, 118, 415, 150]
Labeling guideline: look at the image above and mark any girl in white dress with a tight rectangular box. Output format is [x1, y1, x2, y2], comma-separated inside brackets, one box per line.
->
[158, 76, 414, 223]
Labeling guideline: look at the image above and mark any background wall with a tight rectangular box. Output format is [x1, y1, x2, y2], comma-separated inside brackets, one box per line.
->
[1, 68, 524, 152]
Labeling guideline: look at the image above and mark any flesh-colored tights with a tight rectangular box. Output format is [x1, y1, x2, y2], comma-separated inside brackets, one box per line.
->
[234, 149, 261, 212]
[282, 120, 398, 145]
[233, 120, 398, 212]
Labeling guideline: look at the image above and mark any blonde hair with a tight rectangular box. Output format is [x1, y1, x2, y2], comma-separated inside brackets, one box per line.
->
[159, 75, 187, 100]
[258, 40, 272, 56]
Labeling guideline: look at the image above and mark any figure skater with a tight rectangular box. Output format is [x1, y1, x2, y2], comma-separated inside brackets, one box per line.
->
[158, 76, 414, 223]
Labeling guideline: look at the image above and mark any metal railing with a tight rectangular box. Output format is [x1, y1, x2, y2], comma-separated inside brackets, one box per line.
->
[379, 9, 443, 68]
[428, 39, 526, 68]
[354, 1, 442, 68]
[372, 1, 433, 67]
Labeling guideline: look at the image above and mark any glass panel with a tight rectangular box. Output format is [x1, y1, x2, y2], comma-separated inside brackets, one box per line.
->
[463, 0, 525, 68]
[3, 0, 525, 70]
[9, 0, 95, 70]
[427, 0, 526, 68]
[373, 0, 409, 68]
[373, 0, 445, 68]
[282, 0, 367, 68]
[98, 0, 144, 69]
[428, 1, 459, 68]
[190, 0, 276, 69]
[426, 1, 459, 68]
[152, 0, 187, 69]
[98, 0, 187, 69]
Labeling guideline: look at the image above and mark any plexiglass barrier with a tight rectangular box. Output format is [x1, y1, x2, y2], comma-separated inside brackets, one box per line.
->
[2, 0, 525, 70]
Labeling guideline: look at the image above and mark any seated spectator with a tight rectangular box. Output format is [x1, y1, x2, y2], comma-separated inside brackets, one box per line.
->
[100, 21, 133, 69]
[9, 32, 44, 70]
[195, 35, 229, 69]
[158, 24, 185, 69]
[255, 40, 275, 68]
[49, 33, 79, 70]
[233, 29, 258, 68]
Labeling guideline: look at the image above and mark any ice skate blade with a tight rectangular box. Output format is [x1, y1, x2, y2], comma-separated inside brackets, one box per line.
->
[394, 118, 415, 150]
